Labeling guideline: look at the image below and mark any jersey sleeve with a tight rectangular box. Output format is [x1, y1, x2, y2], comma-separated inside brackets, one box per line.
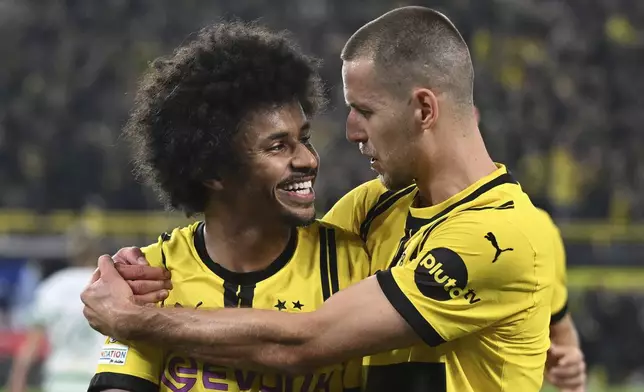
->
[550, 223, 568, 323]
[321, 180, 384, 237]
[89, 237, 168, 392]
[376, 214, 544, 346]
[88, 337, 163, 392]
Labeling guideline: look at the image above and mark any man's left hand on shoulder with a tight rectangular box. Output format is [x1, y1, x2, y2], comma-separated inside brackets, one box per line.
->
[545, 343, 586, 392]
[81, 255, 144, 339]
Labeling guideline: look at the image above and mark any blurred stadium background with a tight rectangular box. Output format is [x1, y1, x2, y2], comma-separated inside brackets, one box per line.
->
[0, 0, 642, 391]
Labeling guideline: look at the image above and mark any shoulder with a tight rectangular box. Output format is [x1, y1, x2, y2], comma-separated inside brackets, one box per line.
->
[141, 221, 201, 267]
[417, 203, 543, 269]
[303, 220, 367, 250]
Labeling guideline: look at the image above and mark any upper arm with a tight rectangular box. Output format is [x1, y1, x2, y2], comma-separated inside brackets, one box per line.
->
[377, 215, 545, 346]
[88, 337, 163, 392]
[550, 224, 568, 323]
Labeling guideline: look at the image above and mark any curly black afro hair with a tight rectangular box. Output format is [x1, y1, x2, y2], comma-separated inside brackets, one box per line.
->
[123, 21, 326, 215]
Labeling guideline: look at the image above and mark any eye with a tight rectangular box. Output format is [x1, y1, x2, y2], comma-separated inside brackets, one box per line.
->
[268, 143, 286, 152]
[354, 107, 372, 119]
[300, 134, 312, 144]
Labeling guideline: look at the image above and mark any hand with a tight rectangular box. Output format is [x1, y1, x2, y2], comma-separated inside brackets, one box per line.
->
[82, 255, 142, 339]
[112, 246, 172, 304]
[546, 344, 586, 392]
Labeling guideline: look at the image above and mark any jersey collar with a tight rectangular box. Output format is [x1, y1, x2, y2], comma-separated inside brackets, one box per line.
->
[406, 164, 517, 231]
[193, 222, 298, 285]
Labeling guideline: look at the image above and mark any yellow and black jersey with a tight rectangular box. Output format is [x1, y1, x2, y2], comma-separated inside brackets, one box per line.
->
[536, 208, 569, 324]
[323, 165, 555, 392]
[323, 175, 569, 324]
[89, 221, 369, 392]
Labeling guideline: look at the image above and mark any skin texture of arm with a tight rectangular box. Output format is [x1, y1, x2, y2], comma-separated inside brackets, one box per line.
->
[83, 257, 420, 375]
[6, 328, 45, 392]
[546, 314, 586, 391]
[550, 314, 580, 348]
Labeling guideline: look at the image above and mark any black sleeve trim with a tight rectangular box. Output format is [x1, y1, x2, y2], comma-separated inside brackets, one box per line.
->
[550, 301, 569, 324]
[88, 372, 158, 392]
[376, 270, 446, 347]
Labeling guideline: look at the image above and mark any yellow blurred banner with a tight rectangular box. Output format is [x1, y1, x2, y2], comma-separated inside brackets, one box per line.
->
[568, 267, 644, 291]
[1, 209, 643, 241]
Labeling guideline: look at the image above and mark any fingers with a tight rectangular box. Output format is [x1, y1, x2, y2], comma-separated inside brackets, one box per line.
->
[549, 371, 586, 390]
[97, 255, 122, 280]
[549, 362, 585, 379]
[547, 360, 586, 390]
[115, 263, 171, 281]
[113, 246, 148, 265]
[133, 291, 169, 305]
[127, 279, 173, 295]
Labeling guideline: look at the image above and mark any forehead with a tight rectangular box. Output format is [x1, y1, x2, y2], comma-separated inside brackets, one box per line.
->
[342, 59, 386, 105]
[243, 102, 308, 142]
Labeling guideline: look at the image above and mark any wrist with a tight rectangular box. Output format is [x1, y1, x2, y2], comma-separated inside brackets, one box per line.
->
[113, 302, 147, 341]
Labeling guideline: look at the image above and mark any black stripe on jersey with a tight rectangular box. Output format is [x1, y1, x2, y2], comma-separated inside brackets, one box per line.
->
[376, 270, 446, 347]
[405, 172, 517, 232]
[407, 216, 449, 263]
[238, 284, 256, 308]
[319, 227, 331, 301]
[550, 301, 569, 324]
[88, 372, 158, 392]
[194, 222, 297, 285]
[464, 200, 515, 211]
[387, 229, 413, 269]
[360, 185, 416, 241]
[327, 228, 340, 295]
[223, 281, 239, 308]
[363, 362, 446, 392]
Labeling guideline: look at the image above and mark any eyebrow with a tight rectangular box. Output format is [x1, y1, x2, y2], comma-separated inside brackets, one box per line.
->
[346, 102, 370, 111]
[265, 122, 311, 141]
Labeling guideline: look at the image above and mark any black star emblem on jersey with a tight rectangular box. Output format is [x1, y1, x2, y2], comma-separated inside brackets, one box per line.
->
[292, 301, 304, 310]
[274, 299, 287, 311]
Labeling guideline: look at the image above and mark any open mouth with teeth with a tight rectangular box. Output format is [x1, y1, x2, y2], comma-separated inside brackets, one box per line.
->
[277, 179, 315, 204]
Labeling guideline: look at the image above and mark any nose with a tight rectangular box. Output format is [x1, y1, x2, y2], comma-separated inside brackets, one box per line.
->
[346, 112, 367, 144]
[291, 142, 319, 171]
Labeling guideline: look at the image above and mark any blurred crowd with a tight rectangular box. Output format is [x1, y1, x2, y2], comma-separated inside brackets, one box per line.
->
[1, 0, 643, 221]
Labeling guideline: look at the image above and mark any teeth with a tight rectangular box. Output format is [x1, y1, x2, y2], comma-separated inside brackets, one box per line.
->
[283, 180, 312, 191]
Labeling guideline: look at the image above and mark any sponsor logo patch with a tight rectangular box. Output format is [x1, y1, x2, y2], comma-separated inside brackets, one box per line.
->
[98, 343, 129, 365]
[414, 247, 480, 304]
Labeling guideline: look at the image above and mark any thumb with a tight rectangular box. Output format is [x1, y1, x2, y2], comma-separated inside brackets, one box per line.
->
[97, 255, 120, 280]
[548, 344, 567, 357]
[89, 267, 101, 285]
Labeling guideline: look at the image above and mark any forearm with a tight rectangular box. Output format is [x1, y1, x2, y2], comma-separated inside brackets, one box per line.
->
[116, 277, 417, 375]
[8, 330, 43, 392]
[550, 314, 580, 347]
[123, 305, 316, 374]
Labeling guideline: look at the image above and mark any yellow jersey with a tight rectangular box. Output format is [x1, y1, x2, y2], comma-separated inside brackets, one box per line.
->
[536, 208, 568, 323]
[89, 221, 369, 392]
[323, 165, 555, 392]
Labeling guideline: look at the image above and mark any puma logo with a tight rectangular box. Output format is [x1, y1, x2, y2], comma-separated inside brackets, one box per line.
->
[484, 232, 513, 263]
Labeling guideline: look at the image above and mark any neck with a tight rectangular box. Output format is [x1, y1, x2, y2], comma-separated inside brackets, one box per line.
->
[202, 203, 292, 273]
[415, 125, 497, 208]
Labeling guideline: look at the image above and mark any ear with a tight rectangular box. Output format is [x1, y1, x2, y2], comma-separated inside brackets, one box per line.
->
[412, 88, 439, 131]
[203, 178, 224, 191]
